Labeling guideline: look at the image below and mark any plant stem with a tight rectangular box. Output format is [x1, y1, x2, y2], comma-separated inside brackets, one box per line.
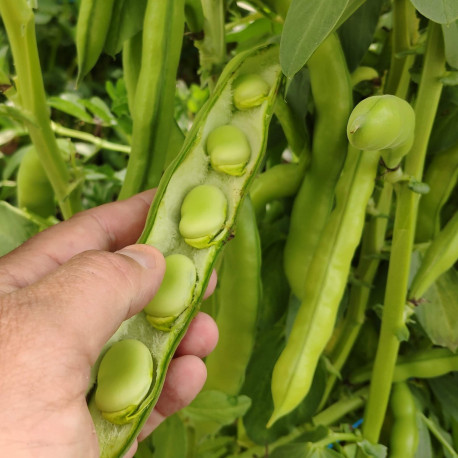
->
[51, 122, 131, 154]
[0, 0, 81, 219]
[314, 433, 358, 448]
[362, 21, 445, 444]
[384, 0, 418, 97]
[274, 96, 308, 158]
[233, 388, 368, 458]
[198, 0, 226, 91]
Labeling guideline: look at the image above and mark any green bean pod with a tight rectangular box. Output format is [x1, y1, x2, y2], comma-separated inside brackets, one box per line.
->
[350, 348, 458, 384]
[76, 0, 116, 83]
[16, 145, 55, 218]
[204, 197, 261, 395]
[283, 33, 353, 300]
[269, 146, 380, 426]
[390, 383, 419, 458]
[416, 142, 458, 242]
[409, 211, 458, 299]
[118, 0, 185, 198]
[88, 44, 282, 457]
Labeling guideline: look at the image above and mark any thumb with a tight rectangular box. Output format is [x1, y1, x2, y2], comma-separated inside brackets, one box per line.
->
[16, 244, 165, 364]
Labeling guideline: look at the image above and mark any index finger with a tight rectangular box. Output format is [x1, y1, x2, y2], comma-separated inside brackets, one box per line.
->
[0, 190, 155, 293]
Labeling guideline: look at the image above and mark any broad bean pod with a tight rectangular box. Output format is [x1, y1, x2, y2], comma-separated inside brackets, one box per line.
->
[283, 33, 352, 300]
[118, 0, 185, 198]
[16, 145, 55, 218]
[204, 197, 261, 395]
[389, 383, 419, 458]
[269, 94, 415, 426]
[88, 45, 282, 457]
[76, 0, 116, 83]
[416, 142, 458, 242]
[350, 348, 458, 383]
[409, 211, 458, 299]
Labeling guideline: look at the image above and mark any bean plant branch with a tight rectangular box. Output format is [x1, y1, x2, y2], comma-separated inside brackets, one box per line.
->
[384, 0, 418, 97]
[51, 122, 131, 154]
[234, 388, 368, 458]
[198, 0, 226, 90]
[362, 21, 445, 444]
[0, 0, 81, 219]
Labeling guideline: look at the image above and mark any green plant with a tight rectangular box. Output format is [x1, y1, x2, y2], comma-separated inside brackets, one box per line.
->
[1, 0, 457, 457]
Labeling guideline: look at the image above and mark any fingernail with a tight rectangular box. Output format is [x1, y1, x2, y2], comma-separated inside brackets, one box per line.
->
[116, 245, 161, 270]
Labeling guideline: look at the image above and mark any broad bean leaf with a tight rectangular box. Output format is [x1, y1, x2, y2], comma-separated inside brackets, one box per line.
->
[356, 440, 387, 458]
[410, 0, 458, 24]
[241, 324, 326, 444]
[415, 411, 434, 458]
[48, 93, 94, 124]
[428, 374, 458, 421]
[135, 413, 186, 458]
[415, 269, 458, 352]
[0, 202, 46, 256]
[429, 86, 458, 153]
[442, 21, 458, 69]
[270, 443, 341, 458]
[182, 390, 251, 425]
[81, 97, 117, 126]
[338, 0, 385, 71]
[280, 0, 349, 78]
[196, 436, 236, 458]
[0, 104, 37, 127]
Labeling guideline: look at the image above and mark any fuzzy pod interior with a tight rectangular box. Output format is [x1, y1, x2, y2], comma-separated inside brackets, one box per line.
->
[87, 43, 282, 458]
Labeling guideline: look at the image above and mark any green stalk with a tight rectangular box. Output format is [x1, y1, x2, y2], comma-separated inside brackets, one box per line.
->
[321, 2, 418, 409]
[198, 0, 226, 90]
[0, 0, 81, 219]
[233, 388, 368, 458]
[118, 0, 185, 198]
[384, 0, 418, 97]
[51, 122, 131, 154]
[274, 96, 309, 157]
[362, 22, 445, 444]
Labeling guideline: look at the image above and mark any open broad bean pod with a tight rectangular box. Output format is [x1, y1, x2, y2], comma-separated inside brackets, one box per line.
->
[86, 43, 282, 457]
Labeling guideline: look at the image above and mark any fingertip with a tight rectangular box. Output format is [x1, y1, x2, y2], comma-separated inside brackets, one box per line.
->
[175, 312, 219, 358]
[203, 270, 217, 299]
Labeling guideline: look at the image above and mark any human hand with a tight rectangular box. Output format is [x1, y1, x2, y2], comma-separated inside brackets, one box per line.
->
[0, 190, 218, 457]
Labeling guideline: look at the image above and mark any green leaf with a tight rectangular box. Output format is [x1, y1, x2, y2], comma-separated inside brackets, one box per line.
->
[415, 269, 458, 352]
[270, 443, 341, 458]
[338, 0, 385, 71]
[0, 104, 37, 127]
[182, 390, 251, 425]
[442, 21, 458, 69]
[0, 201, 47, 256]
[280, 0, 349, 78]
[355, 440, 387, 458]
[415, 411, 434, 458]
[410, 0, 458, 24]
[196, 436, 236, 458]
[150, 414, 187, 458]
[48, 93, 94, 124]
[441, 71, 458, 85]
[81, 97, 116, 126]
[428, 374, 458, 422]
